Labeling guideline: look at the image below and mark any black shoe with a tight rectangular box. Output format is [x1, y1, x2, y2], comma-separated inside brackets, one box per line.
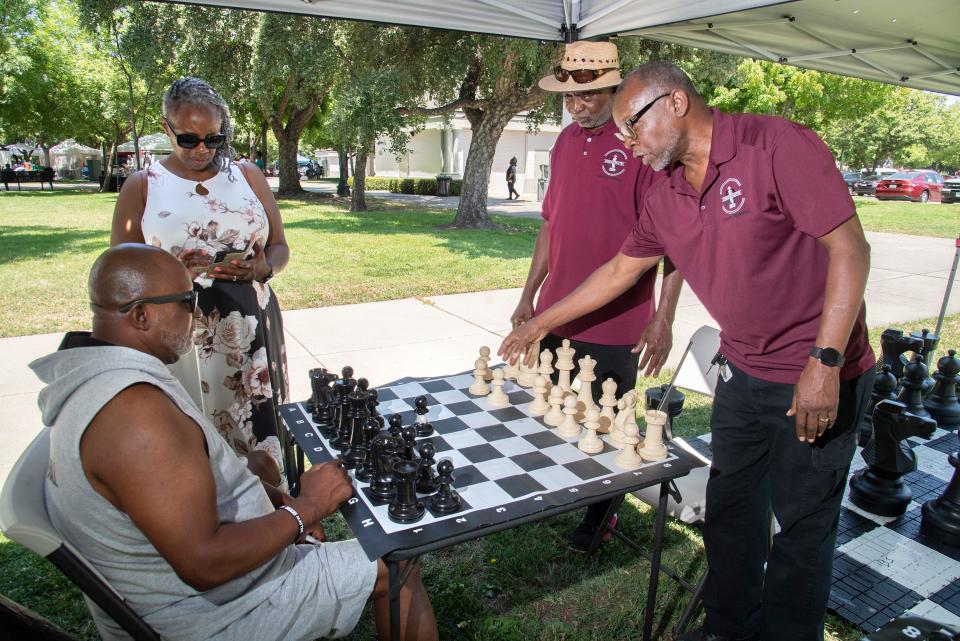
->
[567, 513, 617, 553]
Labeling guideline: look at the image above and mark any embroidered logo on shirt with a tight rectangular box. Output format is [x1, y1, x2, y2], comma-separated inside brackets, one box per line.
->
[602, 149, 628, 177]
[720, 177, 746, 215]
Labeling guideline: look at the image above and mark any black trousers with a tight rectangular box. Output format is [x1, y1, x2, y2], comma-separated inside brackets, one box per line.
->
[507, 180, 520, 199]
[703, 360, 873, 641]
[540, 333, 640, 527]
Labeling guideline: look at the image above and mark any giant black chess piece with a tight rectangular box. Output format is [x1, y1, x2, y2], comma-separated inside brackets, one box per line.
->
[388, 460, 425, 523]
[849, 399, 937, 517]
[369, 435, 398, 501]
[341, 389, 370, 469]
[430, 459, 461, 514]
[645, 384, 684, 439]
[924, 349, 960, 431]
[921, 450, 960, 546]
[416, 441, 440, 493]
[911, 329, 940, 396]
[859, 364, 899, 447]
[308, 368, 337, 436]
[413, 395, 434, 437]
[354, 419, 381, 482]
[880, 329, 924, 390]
[897, 355, 935, 421]
[331, 368, 357, 451]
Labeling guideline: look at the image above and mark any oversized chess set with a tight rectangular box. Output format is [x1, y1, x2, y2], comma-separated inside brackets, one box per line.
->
[280, 339, 702, 561]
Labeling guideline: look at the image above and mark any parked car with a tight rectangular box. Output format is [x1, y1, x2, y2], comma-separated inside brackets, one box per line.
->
[943, 175, 960, 204]
[841, 171, 860, 195]
[852, 174, 882, 197]
[875, 170, 943, 203]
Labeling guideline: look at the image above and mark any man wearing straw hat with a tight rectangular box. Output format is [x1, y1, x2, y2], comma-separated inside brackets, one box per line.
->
[511, 40, 684, 552]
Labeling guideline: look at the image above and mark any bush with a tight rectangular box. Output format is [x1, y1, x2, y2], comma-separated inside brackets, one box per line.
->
[347, 176, 462, 197]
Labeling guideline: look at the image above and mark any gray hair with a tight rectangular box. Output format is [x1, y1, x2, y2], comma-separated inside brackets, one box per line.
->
[162, 77, 235, 175]
[620, 61, 700, 100]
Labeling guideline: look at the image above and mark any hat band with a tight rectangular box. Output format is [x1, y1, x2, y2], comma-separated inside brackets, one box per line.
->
[553, 66, 616, 85]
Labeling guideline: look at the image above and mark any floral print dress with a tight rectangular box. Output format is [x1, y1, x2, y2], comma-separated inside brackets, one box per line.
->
[142, 160, 289, 484]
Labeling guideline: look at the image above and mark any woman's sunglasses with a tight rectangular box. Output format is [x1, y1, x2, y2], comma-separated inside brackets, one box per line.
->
[164, 118, 226, 150]
[553, 66, 615, 84]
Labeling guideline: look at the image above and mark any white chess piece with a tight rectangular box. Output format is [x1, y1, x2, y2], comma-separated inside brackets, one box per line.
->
[479, 345, 493, 381]
[578, 407, 604, 454]
[622, 390, 641, 446]
[638, 409, 669, 461]
[575, 355, 598, 421]
[609, 398, 627, 448]
[538, 349, 555, 393]
[614, 422, 644, 469]
[598, 378, 617, 433]
[517, 341, 540, 387]
[543, 385, 565, 427]
[487, 368, 510, 407]
[555, 339, 576, 392]
[468, 357, 490, 396]
[529, 375, 550, 415]
[557, 394, 582, 439]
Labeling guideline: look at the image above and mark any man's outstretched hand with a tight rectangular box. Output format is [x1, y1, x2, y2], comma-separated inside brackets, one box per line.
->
[498, 318, 548, 368]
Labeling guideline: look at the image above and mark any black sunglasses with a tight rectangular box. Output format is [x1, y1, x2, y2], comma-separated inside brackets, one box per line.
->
[164, 118, 226, 150]
[615, 92, 672, 142]
[117, 286, 199, 314]
[553, 66, 615, 84]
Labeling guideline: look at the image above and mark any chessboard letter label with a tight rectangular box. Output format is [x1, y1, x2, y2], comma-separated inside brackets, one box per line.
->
[361, 518, 374, 528]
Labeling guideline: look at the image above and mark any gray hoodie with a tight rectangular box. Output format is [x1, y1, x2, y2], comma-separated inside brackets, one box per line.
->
[31, 335, 295, 641]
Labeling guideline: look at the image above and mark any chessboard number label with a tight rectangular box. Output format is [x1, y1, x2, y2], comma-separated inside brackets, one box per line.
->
[602, 479, 612, 485]
[455, 517, 467, 524]
[568, 488, 579, 493]
[496, 507, 506, 513]
[347, 497, 359, 505]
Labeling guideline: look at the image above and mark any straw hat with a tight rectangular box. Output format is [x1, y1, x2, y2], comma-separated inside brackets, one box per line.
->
[538, 41, 622, 92]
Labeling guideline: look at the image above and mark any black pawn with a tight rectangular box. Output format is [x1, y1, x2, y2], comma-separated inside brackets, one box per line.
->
[880, 328, 924, 385]
[388, 413, 403, 440]
[400, 425, 419, 462]
[416, 442, 440, 493]
[413, 395, 434, 437]
[430, 459, 461, 514]
[911, 329, 940, 396]
[367, 388, 384, 429]
[860, 364, 899, 447]
[925, 349, 960, 430]
[388, 460, 425, 523]
[369, 436, 398, 501]
[922, 451, 960, 546]
[897, 355, 934, 421]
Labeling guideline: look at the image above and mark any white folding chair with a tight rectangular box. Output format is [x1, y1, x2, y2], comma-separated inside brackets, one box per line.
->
[0, 429, 161, 641]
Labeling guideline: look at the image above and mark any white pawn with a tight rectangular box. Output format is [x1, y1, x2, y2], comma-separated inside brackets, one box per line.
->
[503, 353, 520, 381]
[638, 409, 669, 461]
[517, 341, 540, 387]
[614, 422, 644, 469]
[529, 375, 550, 416]
[598, 378, 617, 433]
[622, 390, 641, 446]
[557, 394, 582, 439]
[488, 368, 510, 407]
[543, 386, 565, 427]
[609, 398, 627, 448]
[538, 349, 555, 393]
[578, 407, 604, 454]
[555, 339, 576, 392]
[478, 345, 493, 381]
[575, 355, 598, 421]
[468, 357, 489, 396]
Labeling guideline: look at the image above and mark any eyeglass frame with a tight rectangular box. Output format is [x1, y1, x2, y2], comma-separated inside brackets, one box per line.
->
[163, 117, 227, 150]
[553, 66, 616, 84]
[614, 92, 672, 143]
[117, 286, 200, 314]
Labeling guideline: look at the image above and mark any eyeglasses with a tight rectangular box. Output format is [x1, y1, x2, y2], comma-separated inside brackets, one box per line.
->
[117, 287, 199, 314]
[553, 66, 615, 84]
[614, 92, 672, 143]
[163, 118, 226, 150]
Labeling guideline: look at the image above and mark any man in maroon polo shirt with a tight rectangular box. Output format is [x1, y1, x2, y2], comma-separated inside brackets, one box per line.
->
[513, 41, 684, 552]
[499, 61, 875, 641]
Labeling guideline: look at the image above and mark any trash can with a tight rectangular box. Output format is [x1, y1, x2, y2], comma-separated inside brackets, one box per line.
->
[436, 175, 452, 197]
[537, 163, 550, 201]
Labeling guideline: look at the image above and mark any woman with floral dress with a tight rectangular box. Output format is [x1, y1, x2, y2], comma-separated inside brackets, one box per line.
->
[112, 77, 292, 488]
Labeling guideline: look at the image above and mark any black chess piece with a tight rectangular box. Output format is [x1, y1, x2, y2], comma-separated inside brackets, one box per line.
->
[341, 390, 370, 469]
[430, 459, 461, 514]
[307, 367, 325, 414]
[369, 435, 398, 501]
[400, 425, 419, 462]
[332, 372, 357, 450]
[880, 329, 924, 389]
[911, 329, 940, 396]
[387, 413, 403, 440]
[413, 395, 434, 437]
[897, 355, 935, 421]
[366, 388, 384, 429]
[388, 460, 425, 523]
[921, 450, 960, 546]
[859, 364, 899, 446]
[924, 349, 960, 431]
[416, 442, 440, 493]
[849, 399, 937, 517]
[355, 420, 381, 482]
[309, 369, 337, 436]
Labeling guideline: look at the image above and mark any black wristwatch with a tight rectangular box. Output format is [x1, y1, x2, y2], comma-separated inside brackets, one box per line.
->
[260, 260, 274, 283]
[810, 346, 845, 367]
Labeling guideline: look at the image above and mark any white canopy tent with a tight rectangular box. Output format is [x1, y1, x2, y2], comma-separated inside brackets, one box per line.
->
[166, 0, 960, 96]
[50, 140, 100, 178]
[118, 132, 173, 153]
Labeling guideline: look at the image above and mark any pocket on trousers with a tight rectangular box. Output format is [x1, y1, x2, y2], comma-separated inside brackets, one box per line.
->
[809, 421, 857, 471]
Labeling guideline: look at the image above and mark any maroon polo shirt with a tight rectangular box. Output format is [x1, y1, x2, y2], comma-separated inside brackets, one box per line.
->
[621, 109, 875, 383]
[536, 118, 662, 345]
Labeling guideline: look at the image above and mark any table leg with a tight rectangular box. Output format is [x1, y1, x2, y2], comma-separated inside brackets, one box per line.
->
[587, 494, 625, 554]
[387, 556, 421, 641]
[642, 481, 670, 641]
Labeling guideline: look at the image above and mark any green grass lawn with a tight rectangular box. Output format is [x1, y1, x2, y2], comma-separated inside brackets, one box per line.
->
[853, 196, 960, 238]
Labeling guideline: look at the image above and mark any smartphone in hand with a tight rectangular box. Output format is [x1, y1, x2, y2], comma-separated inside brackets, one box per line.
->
[209, 241, 251, 267]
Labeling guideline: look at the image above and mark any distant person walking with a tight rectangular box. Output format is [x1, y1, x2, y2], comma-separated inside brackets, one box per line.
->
[506, 156, 520, 200]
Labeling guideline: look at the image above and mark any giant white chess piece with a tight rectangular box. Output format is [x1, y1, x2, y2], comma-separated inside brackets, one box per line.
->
[517, 341, 540, 387]
[557, 394, 583, 439]
[528, 375, 550, 415]
[578, 407, 604, 454]
[488, 368, 510, 407]
[637, 409, 669, 461]
[575, 355, 598, 422]
[555, 339, 576, 392]
[468, 357, 490, 396]
[598, 378, 617, 433]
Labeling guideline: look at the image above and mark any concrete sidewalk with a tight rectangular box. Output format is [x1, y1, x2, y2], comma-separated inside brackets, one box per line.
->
[1, 230, 957, 486]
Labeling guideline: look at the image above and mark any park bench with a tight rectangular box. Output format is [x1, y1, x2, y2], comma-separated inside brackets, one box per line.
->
[1, 167, 55, 191]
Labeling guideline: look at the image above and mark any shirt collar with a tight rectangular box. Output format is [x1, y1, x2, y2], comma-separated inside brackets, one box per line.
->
[571, 118, 617, 138]
[667, 108, 737, 196]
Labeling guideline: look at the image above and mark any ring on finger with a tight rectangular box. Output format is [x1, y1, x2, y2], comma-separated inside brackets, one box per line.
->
[818, 417, 830, 423]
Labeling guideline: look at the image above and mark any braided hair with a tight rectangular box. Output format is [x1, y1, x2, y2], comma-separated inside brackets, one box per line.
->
[162, 77, 235, 175]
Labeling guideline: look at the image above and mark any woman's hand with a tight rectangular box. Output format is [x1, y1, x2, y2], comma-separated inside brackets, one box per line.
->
[178, 248, 214, 278]
[209, 241, 270, 282]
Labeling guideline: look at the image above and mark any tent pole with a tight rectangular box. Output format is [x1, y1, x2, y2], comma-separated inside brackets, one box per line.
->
[935, 237, 960, 338]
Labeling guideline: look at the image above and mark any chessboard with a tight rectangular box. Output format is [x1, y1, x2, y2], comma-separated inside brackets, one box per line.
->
[685, 428, 960, 632]
[281, 370, 704, 561]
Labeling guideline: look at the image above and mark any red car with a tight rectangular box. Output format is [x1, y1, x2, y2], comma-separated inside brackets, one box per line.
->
[875, 170, 944, 203]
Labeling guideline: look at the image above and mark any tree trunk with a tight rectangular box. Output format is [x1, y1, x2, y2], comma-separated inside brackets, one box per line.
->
[260, 123, 268, 172]
[453, 109, 514, 228]
[0, 594, 79, 641]
[350, 138, 373, 212]
[337, 148, 351, 196]
[274, 131, 303, 195]
[100, 140, 118, 193]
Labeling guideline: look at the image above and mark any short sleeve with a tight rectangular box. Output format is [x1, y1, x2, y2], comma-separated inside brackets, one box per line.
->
[620, 199, 665, 258]
[772, 124, 856, 238]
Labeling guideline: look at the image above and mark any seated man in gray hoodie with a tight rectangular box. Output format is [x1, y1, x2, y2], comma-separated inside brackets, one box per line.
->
[33, 244, 438, 641]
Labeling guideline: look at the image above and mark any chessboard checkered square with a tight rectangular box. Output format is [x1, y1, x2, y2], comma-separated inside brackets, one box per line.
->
[489, 436, 539, 458]
[836, 506, 880, 546]
[460, 411, 501, 429]
[903, 468, 952, 504]
[422, 435, 453, 454]
[458, 480, 513, 509]
[445, 399, 483, 416]
[432, 416, 471, 435]
[421, 379, 455, 393]
[442, 429, 489, 449]
[522, 431, 566, 449]
[475, 424, 516, 442]
[905, 599, 960, 626]
[529, 465, 583, 489]
[509, 451, 555, 472]
[431, 389, 471, 405]
[459, 444, 503, 464]
[389, 382, 428, 399]
[507, 391, 530, 406]
[375, 387, 399, 402]
[472, 457, 527, 481]
[927, 432, 960, 454]
[884, 505, 960, 563]
[500, 417, 545, 436]
[453, 464, 489, 488]
[490, 406, 526, 422]
[916, 447, 959, 483]
[838, 527, 960, 596]
[930, 580, 960, 618]
[564, 457, 616, 481]
[830, 553, 922, 630]
[495, 474, 546, 499]
[541, 442, 590, 465]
